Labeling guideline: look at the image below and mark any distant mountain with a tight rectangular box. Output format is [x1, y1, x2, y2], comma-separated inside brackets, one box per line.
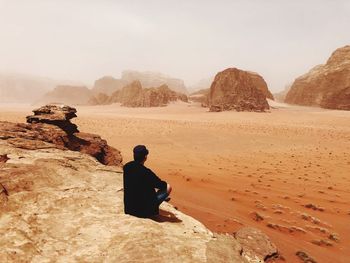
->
[0, 73, 57, 103]
[273, 85, 291, 102]
[39, 85, 93, 105]
[91, 76, 127, 96]
[121, 70, 188, 94]
[188, 77, 214, 94]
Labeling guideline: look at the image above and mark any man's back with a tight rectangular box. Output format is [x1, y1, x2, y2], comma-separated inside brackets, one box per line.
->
[123, 160, 167, 218]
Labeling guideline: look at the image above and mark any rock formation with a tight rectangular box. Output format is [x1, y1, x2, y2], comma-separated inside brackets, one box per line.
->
[208, 68, 270, 112]
[121, 70, 188, 94]
[0, 114, 278, 262]
[285, 45, 350, 110]
[248, 72, 274, 100]
[90, 81, 188, 107]
[91, 76, 127, 96]
[0, 105, 122, 166]
[39, 85, 93, 105]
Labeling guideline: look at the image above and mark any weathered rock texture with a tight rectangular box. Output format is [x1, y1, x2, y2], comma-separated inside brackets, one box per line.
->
[0, 121, 277, 262]
[208, 68, 270, 112]
[39, 85, 93, 105]
[1, 105, 122, 166]
[90, 81, 188, 107]
[285, 45, 350, 110]
[235, 227, 278, 262]
[122, 70, 188, 94]
[248, 72, 274, 100]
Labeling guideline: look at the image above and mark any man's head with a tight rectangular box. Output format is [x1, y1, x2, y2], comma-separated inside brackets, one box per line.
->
[133, 145, 149, 163]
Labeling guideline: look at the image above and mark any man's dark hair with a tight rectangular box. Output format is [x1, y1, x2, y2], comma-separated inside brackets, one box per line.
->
[133, 145, 149, 162]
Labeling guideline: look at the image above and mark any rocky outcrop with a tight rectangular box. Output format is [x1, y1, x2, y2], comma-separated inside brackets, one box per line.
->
[0, 124, 277, 262]
[235, 227, 278, 262]
[121, 70, 188, 94]
[208, 68, 270, 112]
[91, 76, 127, 96]
[94, 81, 188, 107]
[285, 45, 350, 110]
[0, 105, 122, 166]
[27, 105, 79, 134]
[39, 85, 93, 105]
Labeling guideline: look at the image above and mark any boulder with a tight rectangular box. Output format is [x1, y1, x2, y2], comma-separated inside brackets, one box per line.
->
[208, 68, 270, 112]
[285, 45, 350, 110]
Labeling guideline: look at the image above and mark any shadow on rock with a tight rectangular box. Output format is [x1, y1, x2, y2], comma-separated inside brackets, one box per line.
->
[151, 209, 183, 223]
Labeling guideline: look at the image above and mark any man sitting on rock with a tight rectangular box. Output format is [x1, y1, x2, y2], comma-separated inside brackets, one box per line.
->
[123, 145, 172, 218]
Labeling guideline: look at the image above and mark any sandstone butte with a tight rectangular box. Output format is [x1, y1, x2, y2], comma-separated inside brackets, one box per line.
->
[208, 68, 271, 112]
[0, 105, 280, 262]
[90, 81, 188, 107]
[285, 45, 350, 110]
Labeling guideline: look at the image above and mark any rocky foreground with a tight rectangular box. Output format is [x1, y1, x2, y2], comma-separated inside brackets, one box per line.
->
[0, 105, 279, 262]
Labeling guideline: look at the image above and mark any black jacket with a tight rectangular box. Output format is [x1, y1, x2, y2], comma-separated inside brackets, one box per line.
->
[123, 161, 167, 218]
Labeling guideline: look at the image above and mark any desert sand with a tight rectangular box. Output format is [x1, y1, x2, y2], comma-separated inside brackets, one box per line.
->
[1, 102, 349, 262]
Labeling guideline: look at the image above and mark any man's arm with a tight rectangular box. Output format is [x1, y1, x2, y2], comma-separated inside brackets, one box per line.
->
[146, 168, 167, 191]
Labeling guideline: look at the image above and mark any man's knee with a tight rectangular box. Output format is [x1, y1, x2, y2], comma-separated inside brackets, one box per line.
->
[167, 184, 172, 194]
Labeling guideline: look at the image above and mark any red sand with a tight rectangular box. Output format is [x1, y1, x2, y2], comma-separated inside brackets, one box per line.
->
[1, 102, 349, 262]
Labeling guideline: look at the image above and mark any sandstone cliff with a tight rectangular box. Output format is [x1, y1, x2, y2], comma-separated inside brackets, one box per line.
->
[208, 68, 270, 112]
[0, 108, 279, 262]
[285, 45, 350, 110]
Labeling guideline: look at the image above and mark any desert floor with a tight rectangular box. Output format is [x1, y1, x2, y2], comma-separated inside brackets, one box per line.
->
[1, 102, 349, 262]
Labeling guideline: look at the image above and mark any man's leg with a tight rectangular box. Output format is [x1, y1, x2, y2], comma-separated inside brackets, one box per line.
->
[156, 184, 172, 204]
[156, 189, 170, 204]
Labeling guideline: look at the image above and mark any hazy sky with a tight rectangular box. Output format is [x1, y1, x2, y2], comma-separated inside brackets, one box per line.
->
[0, 0, 349, 92]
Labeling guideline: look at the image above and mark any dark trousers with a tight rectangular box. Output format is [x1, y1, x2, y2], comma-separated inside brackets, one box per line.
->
[156, 189, 169, 205]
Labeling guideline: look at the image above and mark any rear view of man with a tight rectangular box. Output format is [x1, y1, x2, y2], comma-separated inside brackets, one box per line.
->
[123, 145, 172, 218]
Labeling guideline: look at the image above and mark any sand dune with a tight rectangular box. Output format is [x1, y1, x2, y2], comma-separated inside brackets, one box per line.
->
[1, 102, 349, 262]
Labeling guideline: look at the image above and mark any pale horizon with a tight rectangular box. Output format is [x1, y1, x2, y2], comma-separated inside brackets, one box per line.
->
[0, 0, 350, 92]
